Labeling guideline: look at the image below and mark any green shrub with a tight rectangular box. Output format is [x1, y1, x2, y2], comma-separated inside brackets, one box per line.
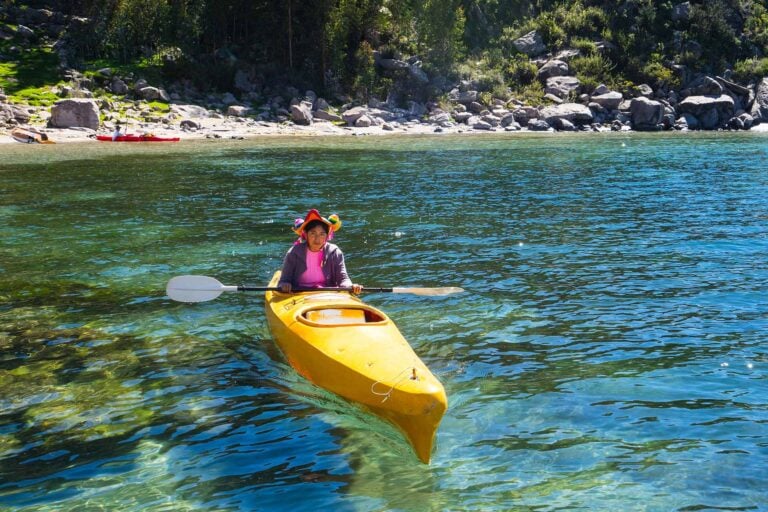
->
[744, 5, 768, 54]
[454, 60, 476, 81]
[577, 76, 600, 95]
[504, 56, 537, 86]
[483, 48, 505, 69]
[559, 3, 608, 39]
[570, 54, 615, 88]
[511, 82, 546, 106]
[572, 38, 597, 56]
[476, 68, 506, 93]
[677, 50, 702, 69]
[733, 57, 768, 82]
[535, 13, 566, 49]
[641, 60, 681, 89]
[498, 26, 524, 58]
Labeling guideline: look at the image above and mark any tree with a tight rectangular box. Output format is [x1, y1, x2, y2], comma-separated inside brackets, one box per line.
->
[415, 0, 467, 71]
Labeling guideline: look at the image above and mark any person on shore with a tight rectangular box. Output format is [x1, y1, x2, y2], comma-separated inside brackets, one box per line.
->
[112, 122, 123, 141]
[278, 208, 362, 294]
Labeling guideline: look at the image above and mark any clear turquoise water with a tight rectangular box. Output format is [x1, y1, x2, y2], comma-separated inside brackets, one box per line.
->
[1, 133, 767, 511]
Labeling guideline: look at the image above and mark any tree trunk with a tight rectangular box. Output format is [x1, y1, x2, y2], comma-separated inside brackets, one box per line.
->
[288, 0, 293, 69]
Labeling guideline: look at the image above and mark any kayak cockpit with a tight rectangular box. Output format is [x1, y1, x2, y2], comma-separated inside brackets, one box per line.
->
[300, 306, 387, 326]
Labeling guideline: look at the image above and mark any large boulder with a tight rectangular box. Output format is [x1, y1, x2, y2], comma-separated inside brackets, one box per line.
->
[678, 94, 735, 129]
[290, 102, 313, 125]
[675, 113, 698, 130]
[341, 106, 367, 125]
[514, 30, 547, 57]
[227, 105, 251, 117]
[537, 60, 569, 81]
[0, 104, 14, 126]
[138, 86, 170, 102]
[180, 119, 201, 131]
[685, 76, 723, 96]
[354, 115, 373, 127]
[539, 103, 594, 127]
[545, 76, 581, 99]
[750, 77, 768, 123]
[6, 104, 31, 124]
[630, 96, 664, 130]
[313, 109, 343, 122]
[590, 91, 623, 111]
[512, 106, 539, 125]
[527, 118, 552, 131]
[452, 90, 478, 104]
[110, 78, 129, 95]
[49, 98, 99, 129]
[727, 112, 754, 130]
[172, 104, 211, 118]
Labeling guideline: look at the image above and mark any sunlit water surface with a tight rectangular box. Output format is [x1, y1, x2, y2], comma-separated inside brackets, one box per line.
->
[1, 133, 767, 511]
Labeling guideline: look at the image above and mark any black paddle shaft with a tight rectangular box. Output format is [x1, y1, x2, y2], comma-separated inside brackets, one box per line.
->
[238, 285, 393, 293]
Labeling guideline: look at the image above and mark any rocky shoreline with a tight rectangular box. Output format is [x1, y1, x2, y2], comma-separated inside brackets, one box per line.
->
[3, 76, 768, 145]
[3, 4, 768, 144]
[3, 60, 768, 145]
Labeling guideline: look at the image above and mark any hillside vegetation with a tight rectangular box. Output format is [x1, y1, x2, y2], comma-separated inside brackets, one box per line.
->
[4, 1, 768, 136]
[3, 0, 768, 103]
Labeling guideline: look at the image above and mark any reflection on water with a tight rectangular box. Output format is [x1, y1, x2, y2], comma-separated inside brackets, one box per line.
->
[1, 132, 767, 511]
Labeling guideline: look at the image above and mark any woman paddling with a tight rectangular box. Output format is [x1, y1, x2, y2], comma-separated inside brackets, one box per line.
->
[278, 209, 362, 294]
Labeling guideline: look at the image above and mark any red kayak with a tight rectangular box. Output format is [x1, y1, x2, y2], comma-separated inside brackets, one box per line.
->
[96, 134, 179, 142]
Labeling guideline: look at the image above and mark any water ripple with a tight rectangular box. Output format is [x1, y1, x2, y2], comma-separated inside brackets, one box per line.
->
[2, 133, 768, 511]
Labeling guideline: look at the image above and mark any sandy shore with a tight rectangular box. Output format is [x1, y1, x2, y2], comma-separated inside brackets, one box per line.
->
[4, 113, 768, 144]
[0, 115, 475, 144]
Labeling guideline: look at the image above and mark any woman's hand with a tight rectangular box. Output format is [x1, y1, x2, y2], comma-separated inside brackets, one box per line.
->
[279, 283, 292, 293]
[351, 283, 363, 295]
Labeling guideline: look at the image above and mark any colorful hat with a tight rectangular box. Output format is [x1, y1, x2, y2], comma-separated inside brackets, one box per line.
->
[292, 209, 342, 238]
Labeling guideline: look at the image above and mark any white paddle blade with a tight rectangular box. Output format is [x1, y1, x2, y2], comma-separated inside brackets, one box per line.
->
[391, 287, 465, 296]
[166, 275, 226, 302]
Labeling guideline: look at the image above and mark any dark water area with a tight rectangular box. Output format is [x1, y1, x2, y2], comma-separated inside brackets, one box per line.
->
[1, 132, 767, 511]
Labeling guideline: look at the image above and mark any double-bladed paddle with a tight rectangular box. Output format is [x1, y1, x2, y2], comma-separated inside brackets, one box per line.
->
[166, 275, 464, 303]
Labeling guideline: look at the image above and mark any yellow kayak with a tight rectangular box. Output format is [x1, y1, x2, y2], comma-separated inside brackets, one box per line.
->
[264, 271, 447, 463]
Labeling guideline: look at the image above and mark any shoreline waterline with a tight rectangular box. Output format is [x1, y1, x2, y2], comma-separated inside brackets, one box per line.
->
[3, 115, 768, 145]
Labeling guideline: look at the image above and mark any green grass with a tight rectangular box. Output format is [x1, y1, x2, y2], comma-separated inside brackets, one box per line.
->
[0, 31, 62, 105]
[0, 26, 168, 108]
[147, 101, 170, 112]
[12, 86, 59, 105]
[84, 58, 165, 87]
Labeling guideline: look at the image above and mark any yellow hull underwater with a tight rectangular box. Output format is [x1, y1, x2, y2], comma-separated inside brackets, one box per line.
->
[264, 271, 447, 463]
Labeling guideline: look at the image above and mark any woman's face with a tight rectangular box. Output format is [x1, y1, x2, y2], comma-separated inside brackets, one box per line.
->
[305, 226, 328, 251]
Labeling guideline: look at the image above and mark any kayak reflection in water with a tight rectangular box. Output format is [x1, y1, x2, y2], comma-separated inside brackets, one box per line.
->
[278, 208, 363, 295]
